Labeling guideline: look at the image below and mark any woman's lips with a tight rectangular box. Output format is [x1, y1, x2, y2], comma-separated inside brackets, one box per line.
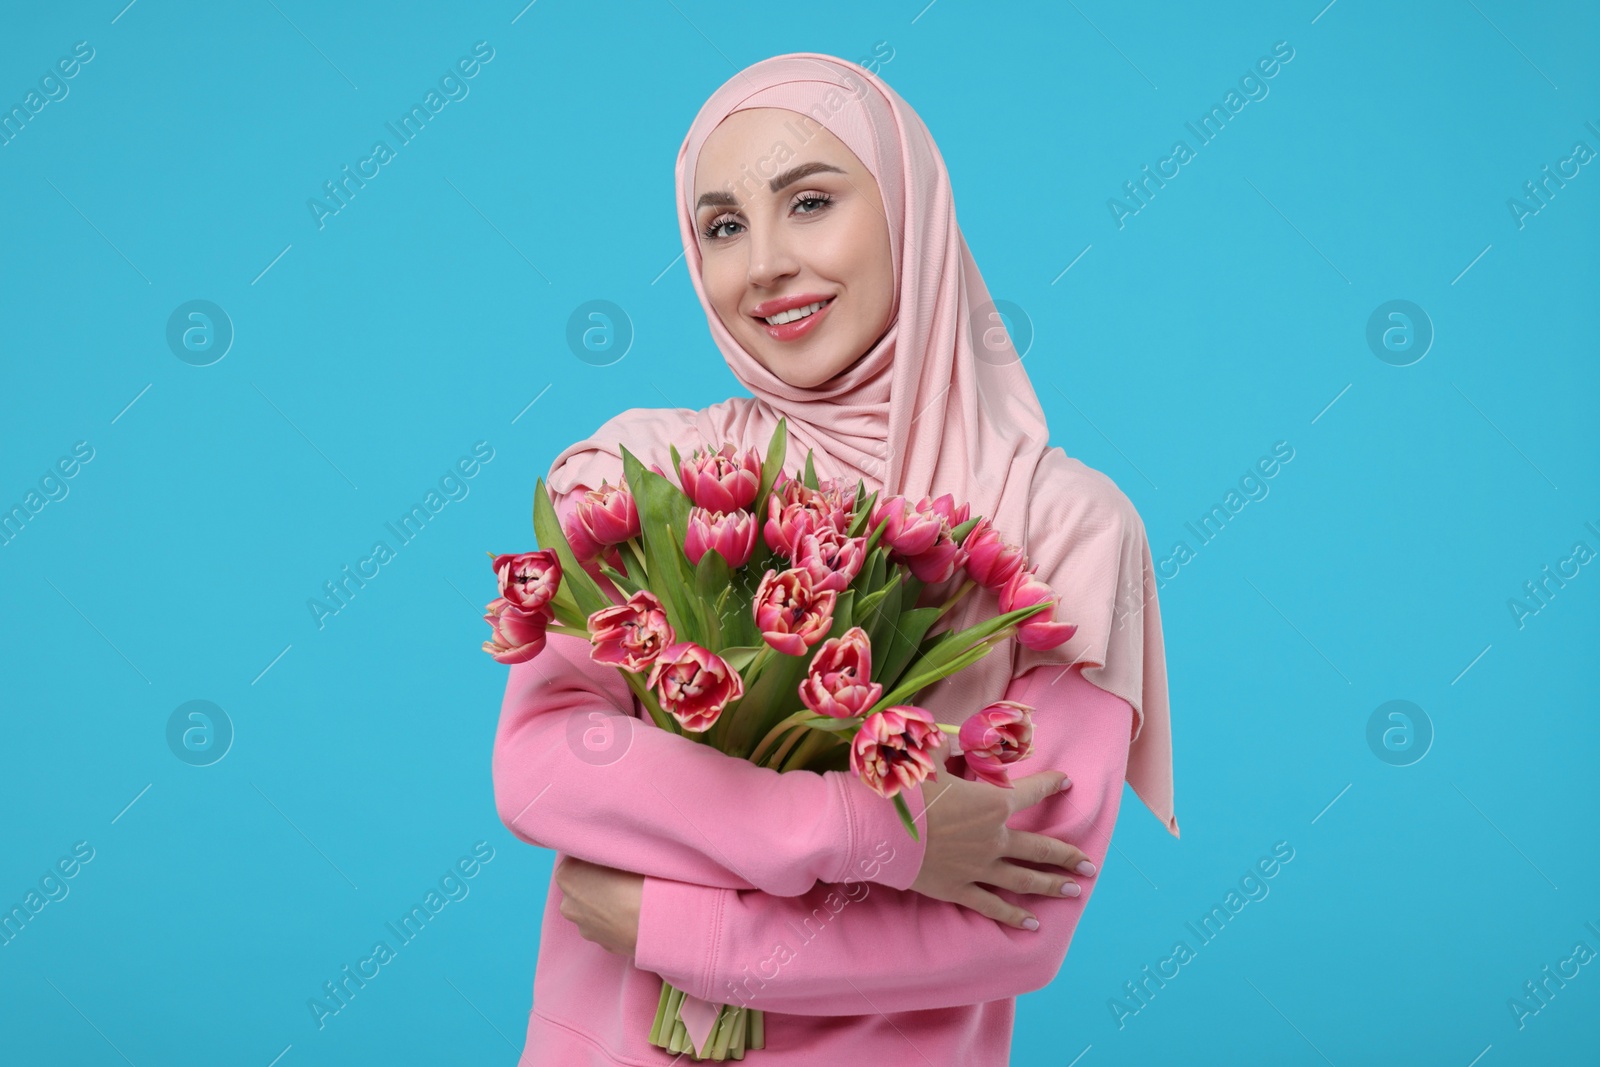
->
[758, 297, 835, 342]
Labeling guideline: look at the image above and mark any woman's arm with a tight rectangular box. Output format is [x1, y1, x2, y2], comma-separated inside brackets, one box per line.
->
[492, 624, 927, 898]
[631, 664, 1134, 1016]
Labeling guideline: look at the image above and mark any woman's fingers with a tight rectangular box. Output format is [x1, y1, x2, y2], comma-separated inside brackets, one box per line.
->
[955, 885, 1039, 931]
[987, 859, 1082, 899]
[1001, 829, 1095, 876]
[1005, 770, 1071, 815]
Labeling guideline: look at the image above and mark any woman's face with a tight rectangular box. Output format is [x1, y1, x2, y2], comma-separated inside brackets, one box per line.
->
[693, 108, 895, 390]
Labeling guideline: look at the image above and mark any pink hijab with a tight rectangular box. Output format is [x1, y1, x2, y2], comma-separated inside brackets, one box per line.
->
[546, 53, 1177, 838]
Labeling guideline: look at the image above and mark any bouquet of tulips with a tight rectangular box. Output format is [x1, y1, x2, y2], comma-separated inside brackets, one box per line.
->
[481, 419, 1076, 1060]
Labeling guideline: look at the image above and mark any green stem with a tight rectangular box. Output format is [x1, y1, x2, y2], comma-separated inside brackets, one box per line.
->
[935, 578, 978, 616]
[622, 670, 677, 734]
[750, 709, 814, 765]
[767, 724, 810, 771]
[618, 538, 649, 583]
[547, 623, 589, 639]
[649, 981, 673, 1045]
[780, 727, 839, 772]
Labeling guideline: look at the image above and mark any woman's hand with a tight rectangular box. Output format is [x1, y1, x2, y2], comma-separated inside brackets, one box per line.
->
[911, 766, 1095, 931]
[554, 856, 644, 957]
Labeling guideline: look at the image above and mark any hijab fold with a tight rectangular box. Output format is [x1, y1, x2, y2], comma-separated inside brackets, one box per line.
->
[546, 53, 1177, 839]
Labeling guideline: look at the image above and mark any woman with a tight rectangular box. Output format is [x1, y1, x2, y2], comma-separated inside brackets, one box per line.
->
[492, 52, 1178, 1064]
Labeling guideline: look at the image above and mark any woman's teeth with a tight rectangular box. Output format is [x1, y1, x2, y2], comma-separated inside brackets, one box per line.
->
[763, 299, 830, 325]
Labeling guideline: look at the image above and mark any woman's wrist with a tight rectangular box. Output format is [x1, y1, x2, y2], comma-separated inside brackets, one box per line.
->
[823, 769, 927, 890]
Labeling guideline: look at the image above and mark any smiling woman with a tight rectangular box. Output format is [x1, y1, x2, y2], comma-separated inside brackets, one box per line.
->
[693, 110, 896, 390]
[500, 50, 1177, 1066]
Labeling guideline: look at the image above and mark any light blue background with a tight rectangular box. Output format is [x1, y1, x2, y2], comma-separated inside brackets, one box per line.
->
[2, 1, 1595, 1064]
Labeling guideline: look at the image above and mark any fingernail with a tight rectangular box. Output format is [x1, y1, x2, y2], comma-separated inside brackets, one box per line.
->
[1060, 881, 1080, 897]
[1022, 917, 1040, 931]
[1075, 860, 1097, 877]
[1058, 777, 1072, 792]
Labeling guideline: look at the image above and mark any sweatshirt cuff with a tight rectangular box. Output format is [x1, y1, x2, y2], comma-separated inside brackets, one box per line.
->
[828, 771, 927, 891]
[635, 875, 728, 1000]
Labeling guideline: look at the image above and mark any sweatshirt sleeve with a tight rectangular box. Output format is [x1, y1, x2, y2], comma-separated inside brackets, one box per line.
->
[632, 663, 1134, 1015]
[489, 487, 928, 896]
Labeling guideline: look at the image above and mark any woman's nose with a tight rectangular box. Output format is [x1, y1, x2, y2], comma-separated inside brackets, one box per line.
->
[745, 221, 799, 289]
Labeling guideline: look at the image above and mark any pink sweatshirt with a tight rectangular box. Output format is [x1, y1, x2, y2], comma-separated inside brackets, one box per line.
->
[492, 621, 1135, 1065]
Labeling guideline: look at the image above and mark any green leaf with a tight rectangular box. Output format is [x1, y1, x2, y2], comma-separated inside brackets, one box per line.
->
[803, 450, 818, 490]
[950, 515, 982, 544]
[859, 517, 890, 559]
[540, 570, 587, 628]
[619, 447, 705, 646]
[616, 540, 650, 585]
[893, 793, 921, 842]
[913, 603, 1049, 676]
[724, 644, 810, 758]
[872, 640, 1000, 713]
[694, 548, 733, 647]
[717, 645, 764, 673]
[668, 443, 683, 481]
[858, 576, 903, 660]
[532, 478, 613, 621]
[664, 519, 708, 644]
[756, 418, 788, 515]
[824, 589, 855, 643]
[876, 605, 942, 691]
[599, 565, 641, 597]
[846, 482, 880, 537]
[851, 586, 888, 628]
[619, 665, 677, 734]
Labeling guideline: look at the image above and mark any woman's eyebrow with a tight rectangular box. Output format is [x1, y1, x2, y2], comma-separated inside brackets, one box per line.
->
[694, 161, 847, 210]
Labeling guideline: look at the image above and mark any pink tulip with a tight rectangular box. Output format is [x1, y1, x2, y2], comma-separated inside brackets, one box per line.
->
[574, 479, 640, 548]
[798, 626, 882, 719]
[769, 472, 852, 534]
[684, 507, 757, 569]
[492, 549, 562, 613]
[869, 495, 943, 558]
[905, 534, 968, 584]
[873, 493, 970, 584]
[587, 589, 675, 672]
[646, 641, 745, 732]
[762, 473, 849, 553]
[561, 503, 603, 562]
[763, 497, 828, 559]
[679, 443, 763, 514]
[793, 527, 867, 593]
[752, 567, 837, 655]
[850, 706, 946, 800]
[929, 492, 970, 530]
[1000, 568, 1079, 651]
[961, 517, 1027, 591]
[955, 700, 1035, 788]
[482, 597, 549, 664]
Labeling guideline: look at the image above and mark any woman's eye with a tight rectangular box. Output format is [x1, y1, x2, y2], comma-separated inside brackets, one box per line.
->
[701, 194, 832, 241]
[793, 193, 832, 216]
[702, 216, 742, 241]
